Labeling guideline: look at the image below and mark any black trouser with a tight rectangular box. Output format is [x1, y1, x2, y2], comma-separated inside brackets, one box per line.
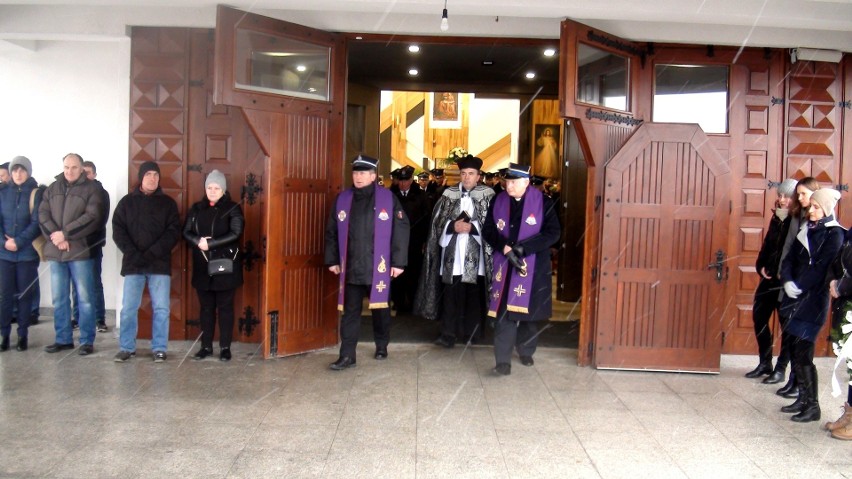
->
[493, 311, 539, 365]
[340, 283, 391, 359]
[790, 337, 816, 371]
[391, 250, 421, 312]
[777, 316, 794, 371]
[752, 278, 780, 365]
[440, 275, 485, 341]
[197, 288, 235, 349]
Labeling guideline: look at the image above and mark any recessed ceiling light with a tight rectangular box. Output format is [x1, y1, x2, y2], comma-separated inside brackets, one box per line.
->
[543, 48, 557, 57]
[408, 68, 419, 76]
[525, 72, 536, 79]
[482, 60, 494, 66]
[355, 36, 363, 40]
[408, 45, 420, 53]
[296, 65, 307, 72]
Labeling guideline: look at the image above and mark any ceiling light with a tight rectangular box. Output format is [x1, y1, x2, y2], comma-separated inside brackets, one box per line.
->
[408, 45, 420, 53]
[525, 72, 536, 79]
[790, 47, 843, 63]
[440, 0, 449, 32]
[296, 65, 307, 72]
[408, 68, 419, 76]
[355, 36, 363, 40]
[543, 48, 556, 57]
[482, 60, 494, 66]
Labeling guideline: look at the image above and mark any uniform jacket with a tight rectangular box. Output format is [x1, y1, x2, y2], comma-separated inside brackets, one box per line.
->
[482, 188, 561, 322]
[183, 193, 244, 291]
[38, 173, 104, 262]
[780, 216, 844, 342]
[0, 177, 43, 263]
[324, 182, 409, 285]
[112, 186, 181, 276]
[415, 184, 494, 321]
[390, 184, 430, 255]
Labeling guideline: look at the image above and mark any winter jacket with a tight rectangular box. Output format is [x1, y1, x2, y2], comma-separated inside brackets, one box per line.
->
[779, 216, 844, 342]
[86, 179, 111, 258]
[0, 177, 43, 263]
[38, 173, 104, 262]
[324, 182, 409, 286]
[755, 212, 792, 278]
[827, 228, 852, 331]
[183, 193, 244, 291]
[482, 189, 561, 322]
[112, 186, 181, 276]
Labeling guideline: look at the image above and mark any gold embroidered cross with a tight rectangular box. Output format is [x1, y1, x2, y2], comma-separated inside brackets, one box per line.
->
[513, 284, 526, 297]
[376, 281, 387, 292]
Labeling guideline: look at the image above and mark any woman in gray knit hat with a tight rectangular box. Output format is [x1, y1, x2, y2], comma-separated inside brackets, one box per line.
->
[746, 179, 798, 380]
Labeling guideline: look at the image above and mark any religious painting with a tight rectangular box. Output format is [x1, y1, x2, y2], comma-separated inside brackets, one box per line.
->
[531, 124, 561, 179]
[429, 92, 462, 129]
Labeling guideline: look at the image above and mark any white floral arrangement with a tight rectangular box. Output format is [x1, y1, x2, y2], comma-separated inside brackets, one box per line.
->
[447, 147, 468, 164]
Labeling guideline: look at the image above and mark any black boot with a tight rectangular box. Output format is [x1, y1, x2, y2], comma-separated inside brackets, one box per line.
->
[777, 370, 798, 397]
[781, 365, 806, 413]
[745, 362, 773, 378]
[763, 366, 785, 384]
[0, 336, 9, 352]
[791, 365, 821, 423]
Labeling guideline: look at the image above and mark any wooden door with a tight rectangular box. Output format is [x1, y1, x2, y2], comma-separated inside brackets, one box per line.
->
[596, 123, 731, 372]
[186, 30, 266, 343]
[214, 6, 345, 358]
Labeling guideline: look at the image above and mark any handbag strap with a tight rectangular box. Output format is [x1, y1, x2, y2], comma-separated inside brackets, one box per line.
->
[199, 247, 239, 263]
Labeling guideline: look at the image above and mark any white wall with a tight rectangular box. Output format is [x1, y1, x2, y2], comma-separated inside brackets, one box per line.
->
[469, 97, 520, 164]
[0, 39, 130, 314]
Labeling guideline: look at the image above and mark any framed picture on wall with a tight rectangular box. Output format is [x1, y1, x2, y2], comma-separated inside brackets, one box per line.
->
[429, 92, 462, 129]
[531, 124, 561, 179]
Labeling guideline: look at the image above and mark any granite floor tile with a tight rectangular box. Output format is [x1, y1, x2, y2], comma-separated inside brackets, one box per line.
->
[226, 450, 327, 479]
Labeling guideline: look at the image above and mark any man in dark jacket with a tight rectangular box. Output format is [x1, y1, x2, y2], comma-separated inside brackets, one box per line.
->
[70, 160, 110, 332]
[389, 165, 430, 313]
[112, 161, 181, 362]
[324, 155, 409, 370]
[38, 153, 104, 355]
[483, 163, 560, 376]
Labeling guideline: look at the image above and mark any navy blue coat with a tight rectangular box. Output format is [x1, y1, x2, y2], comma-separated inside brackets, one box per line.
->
[0, 178, 43, 263]
[779, 217, 844, 342]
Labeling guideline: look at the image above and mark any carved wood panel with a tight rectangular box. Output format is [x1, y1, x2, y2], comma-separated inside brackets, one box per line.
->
[597, 124, 729, 372]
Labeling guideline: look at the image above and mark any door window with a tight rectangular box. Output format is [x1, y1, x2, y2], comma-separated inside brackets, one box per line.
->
[653, 64, 729, 133]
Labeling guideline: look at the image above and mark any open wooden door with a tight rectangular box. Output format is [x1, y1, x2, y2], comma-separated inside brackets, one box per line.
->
[596, 123, 730, 372]
[214, 6, 345, 358]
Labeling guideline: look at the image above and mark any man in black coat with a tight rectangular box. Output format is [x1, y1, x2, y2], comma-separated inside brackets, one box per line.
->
[483, 163, 560, 376]
[111, 161, 181, 362]
[324, 155, 409, 370]
[389, 165, 430, 313]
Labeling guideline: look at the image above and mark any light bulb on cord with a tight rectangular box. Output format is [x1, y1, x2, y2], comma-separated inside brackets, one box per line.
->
[440, 0, 449, 32]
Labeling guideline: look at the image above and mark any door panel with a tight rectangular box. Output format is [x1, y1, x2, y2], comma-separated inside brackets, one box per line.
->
[596, 123, 730, 372]
[215, 7, 345, 357]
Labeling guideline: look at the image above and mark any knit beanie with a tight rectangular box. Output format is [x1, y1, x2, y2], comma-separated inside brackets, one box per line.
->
[205, 169, 227, 191]
[9, 156, 32, 175]
[138, 161, 160, 182]
[777, 178, 798, 198]
[809, 188, 841, 218]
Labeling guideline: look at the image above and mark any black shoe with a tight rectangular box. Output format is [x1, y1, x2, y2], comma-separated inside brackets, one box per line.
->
[776, 371, 797, 397]
[44, 343, 74, 353]
[791, 364, 821, 423]
[330, 356, 356, 370]
[153, 351, 167, 363]
[219, 348, 231, 362]
[520, 355, 535, 367]
[193, 347, 213, 360]
[71, 320, 79, 330]
[374, 347, 388, 360]
[493, 363, 511, 376]
[16, 337, 27, 351]
[433, 335, 455, 348]
[29, 314, 39, 325]
[744, 362, 773, 378]
[77, 344, 94, 356]
[781, 387, 806, 413]
[0, 336, 9, 352]
[96, 322, 108, 333]
[762, 370, 785, 384]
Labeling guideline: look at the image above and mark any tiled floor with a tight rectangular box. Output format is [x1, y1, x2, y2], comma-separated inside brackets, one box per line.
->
[0, 319, 850, 478]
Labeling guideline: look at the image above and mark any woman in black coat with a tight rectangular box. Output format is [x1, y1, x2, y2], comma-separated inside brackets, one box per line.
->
[779, 188, 844, 422]
[183, 170, 244, 361]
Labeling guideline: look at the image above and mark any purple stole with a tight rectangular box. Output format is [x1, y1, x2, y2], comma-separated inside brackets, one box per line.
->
[335, 185, 395, 310]
[487, 188, 544, 317]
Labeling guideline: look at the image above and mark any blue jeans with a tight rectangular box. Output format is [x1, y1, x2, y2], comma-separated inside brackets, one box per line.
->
[50, 260, 95, 345]
[119, 274, 171, 353]
[0, 259, 38, 338]
[72, 253, 104, 323]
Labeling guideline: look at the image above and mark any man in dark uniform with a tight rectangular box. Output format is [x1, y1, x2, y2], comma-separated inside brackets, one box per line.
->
[429, 168, 446, 198]
[483, 163, 560, 375]
[492, 168, 507, 195]
[389, 165, 429, 313]
[324, 155, 409, 370]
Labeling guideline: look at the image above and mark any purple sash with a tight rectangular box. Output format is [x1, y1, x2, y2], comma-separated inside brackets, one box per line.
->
[335, 185, 395, 310]
[487, 188, 543, 316]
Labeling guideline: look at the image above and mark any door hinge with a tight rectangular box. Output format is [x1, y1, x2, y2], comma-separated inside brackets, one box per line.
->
[770, 96, 785, 106]
[187, 164, 203, 172]
[594, 195, 601, 211]
[268, 310, 279, 355]
[591, 267, 598, 282]
[587, 341, 594, 358]
[721, 331, 726, 346]
[189, 79, 205, 87]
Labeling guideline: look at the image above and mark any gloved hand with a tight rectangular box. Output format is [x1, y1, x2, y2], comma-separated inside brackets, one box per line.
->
[784, 281, 802, 299]
[505, 249, 526, 272]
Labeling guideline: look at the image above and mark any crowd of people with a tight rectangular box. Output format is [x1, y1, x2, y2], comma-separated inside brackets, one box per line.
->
[747, 176, 852, 439]
[0, 154, 243, 363]
[325, 155, 561, 376]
